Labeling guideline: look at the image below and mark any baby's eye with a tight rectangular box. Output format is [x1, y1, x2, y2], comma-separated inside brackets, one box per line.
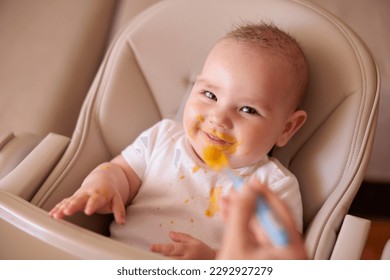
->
[240, 106, 259, 115]
[202, 91, 217, 101]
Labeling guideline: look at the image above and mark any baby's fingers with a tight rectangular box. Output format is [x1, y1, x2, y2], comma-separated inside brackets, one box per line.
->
[111, 194, 126, 225]
[49, 203, 66, 219]
[84, 192, 111, 215]
[50, 194, 90, 219]
[150, 243, 185, 258]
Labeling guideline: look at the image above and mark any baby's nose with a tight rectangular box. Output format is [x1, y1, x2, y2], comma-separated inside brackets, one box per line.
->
[208, 109, 232, 129]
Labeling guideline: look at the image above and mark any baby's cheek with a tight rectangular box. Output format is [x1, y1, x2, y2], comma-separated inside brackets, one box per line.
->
[233, 145, 268, 168]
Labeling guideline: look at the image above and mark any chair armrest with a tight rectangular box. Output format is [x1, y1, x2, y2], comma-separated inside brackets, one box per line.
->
[0, 191, 164, 259]
[0, 132, 43, 179]
[0, 132, 15, 150]
[330, 214, 371, 260]
[0, 133, 69, 200]
[381, 239, 390, 260]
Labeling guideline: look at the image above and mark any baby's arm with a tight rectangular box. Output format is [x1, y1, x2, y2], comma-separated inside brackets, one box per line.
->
[50, 155, 141, 224]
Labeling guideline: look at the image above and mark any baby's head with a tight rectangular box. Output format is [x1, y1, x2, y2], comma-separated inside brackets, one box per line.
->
[183, 22, 308, 168]
[224, 22, 308, 110]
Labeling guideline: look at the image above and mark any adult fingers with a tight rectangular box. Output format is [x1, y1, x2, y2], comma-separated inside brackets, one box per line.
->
[223, 184, 257, 250]
[248, 177, 300, 245]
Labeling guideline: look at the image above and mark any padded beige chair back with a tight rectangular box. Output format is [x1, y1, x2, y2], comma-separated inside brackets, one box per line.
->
[0, 1, 118, 196]
[31, 0, 379, 259]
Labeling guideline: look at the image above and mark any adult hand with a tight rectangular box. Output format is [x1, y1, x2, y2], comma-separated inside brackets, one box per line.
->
[217, 177, 307, 259]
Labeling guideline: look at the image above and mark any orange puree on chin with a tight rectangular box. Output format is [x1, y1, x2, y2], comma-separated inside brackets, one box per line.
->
[202, 145, 229, 171]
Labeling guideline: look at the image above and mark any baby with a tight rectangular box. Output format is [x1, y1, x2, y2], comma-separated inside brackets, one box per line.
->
[50, 22, 308, 259]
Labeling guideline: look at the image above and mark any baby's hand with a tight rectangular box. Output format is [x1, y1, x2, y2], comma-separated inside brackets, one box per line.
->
[50, 158, 136, 225]
[49, 181, 126, 225]
[150, 231, 216, 260]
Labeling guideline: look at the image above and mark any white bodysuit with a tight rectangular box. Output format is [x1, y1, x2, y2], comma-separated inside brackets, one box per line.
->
[110, 119, 302, 250]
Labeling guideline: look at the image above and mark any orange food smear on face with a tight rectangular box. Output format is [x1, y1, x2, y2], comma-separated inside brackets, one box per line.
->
[197, 115, 205, 122]
[225, 141, 241, 155]
[188, 115, 205, 139]
[211, 129, 236, 143]
[203, 146, 229, 171]
[204, 186, 222, 217]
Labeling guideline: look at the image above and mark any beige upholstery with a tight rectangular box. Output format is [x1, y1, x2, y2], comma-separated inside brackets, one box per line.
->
[0, 1, 169, 200]
[0, 133, 70, 201]
[0, 0, 117, 137]
[0, 0, 118, 196]
[0, 0, 379, 259]
[308, 0, 390, 183]
[381, 239, 390, 260]
[108, 0, 161, 43]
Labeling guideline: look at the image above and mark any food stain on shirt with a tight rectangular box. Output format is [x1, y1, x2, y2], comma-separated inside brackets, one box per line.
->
[192, 165, 200, 173]
[204, 186, 222, 218]
[180, 175, 185, 180]
[174, 148, 181, 169]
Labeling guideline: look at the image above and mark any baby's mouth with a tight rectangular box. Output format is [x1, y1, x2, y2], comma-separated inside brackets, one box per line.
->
[206, 133, 226, 146]
[204, 130, 236, 148]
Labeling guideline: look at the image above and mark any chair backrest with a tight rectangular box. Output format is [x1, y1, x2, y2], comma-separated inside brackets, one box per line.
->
[0, 1, 119, 192]
[32, 0, 379, 259]
[0, 0, 117, 138]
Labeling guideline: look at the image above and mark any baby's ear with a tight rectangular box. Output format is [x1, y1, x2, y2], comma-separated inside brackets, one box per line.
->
[275, 110, 307, 147]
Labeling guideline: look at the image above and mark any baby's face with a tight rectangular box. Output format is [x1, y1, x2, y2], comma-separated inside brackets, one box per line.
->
[183, 39, 302, 168]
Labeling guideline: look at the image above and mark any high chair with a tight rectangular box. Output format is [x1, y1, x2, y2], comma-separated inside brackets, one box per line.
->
[0, 0, 379, 259]
[0, 0, 118, 199]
